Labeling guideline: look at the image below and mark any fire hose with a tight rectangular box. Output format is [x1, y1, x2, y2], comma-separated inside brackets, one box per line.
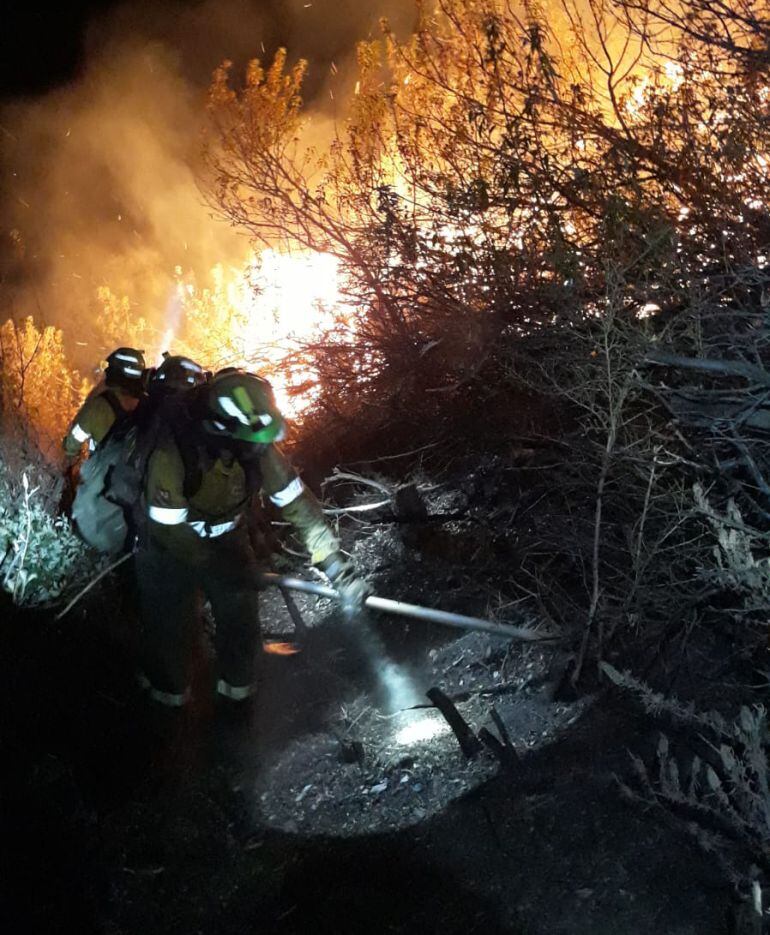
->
[258, 573, 553, 642]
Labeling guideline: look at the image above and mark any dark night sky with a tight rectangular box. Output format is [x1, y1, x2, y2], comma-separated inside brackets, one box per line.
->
[0, 0, 416, 346]
[0, 1, 414, 102]
[0, 1, 122, 99]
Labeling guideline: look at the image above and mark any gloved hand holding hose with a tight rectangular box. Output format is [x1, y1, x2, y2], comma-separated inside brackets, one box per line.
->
[318, 551, 372, 618]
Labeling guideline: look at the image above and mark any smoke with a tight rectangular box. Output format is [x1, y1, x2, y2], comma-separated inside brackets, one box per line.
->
[0, 0, 416, 368]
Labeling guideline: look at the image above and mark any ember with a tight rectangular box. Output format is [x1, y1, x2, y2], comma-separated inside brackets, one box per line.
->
[262, 640, 302, 656]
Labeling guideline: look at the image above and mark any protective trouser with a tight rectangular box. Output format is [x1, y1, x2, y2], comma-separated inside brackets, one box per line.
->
[135, 528, 261, 706]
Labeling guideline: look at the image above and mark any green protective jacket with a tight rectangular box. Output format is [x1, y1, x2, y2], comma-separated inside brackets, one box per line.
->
[62, 384, 139, 457]
[144, 438, 339, 568]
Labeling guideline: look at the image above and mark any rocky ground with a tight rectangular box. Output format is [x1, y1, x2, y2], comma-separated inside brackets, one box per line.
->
[0, 465, 739, 934]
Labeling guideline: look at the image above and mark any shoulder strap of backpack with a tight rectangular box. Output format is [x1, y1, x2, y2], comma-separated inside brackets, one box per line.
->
[100, 389, 124, 419]
[242, 457, 263, 495]
[149, 395, 205, 500]
[179, 433, 205, 500]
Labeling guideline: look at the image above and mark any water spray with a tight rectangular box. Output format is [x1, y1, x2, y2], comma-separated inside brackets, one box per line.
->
[348, 616, 423, 713]
[259, 572, 556, 740]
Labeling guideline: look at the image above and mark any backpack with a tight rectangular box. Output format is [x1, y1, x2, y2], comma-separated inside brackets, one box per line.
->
[71, 429, 135, 555]
[71, 394, 192, 555]
[71, 387, 268, 556]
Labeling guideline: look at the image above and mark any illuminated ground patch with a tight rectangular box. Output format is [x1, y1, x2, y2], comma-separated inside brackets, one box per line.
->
[249, 633, 589, 837]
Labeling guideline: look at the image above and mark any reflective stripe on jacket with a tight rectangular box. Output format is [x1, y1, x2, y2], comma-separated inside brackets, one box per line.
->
[63, 385, 139, 456]
[144, 439, 338, 566]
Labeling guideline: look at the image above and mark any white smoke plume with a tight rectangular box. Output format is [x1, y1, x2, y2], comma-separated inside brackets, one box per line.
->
[0, 0, 415, 367]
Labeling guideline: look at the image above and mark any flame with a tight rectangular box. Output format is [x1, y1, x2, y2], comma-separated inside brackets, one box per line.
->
[234, 248, 344, 417]
[263, 640, 302, 655]
[160, 247, 350, 417]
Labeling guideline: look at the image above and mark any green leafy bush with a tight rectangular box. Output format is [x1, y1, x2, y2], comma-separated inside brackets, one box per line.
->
[0, 456, 95, 606]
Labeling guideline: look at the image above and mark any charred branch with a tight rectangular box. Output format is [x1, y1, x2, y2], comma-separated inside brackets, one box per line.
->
[426, 687, 483, 759]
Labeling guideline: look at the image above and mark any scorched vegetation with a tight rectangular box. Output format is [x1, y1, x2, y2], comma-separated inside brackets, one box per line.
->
[1, 0, 770, 926]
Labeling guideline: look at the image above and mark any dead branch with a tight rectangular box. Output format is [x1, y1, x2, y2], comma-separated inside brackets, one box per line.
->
[322, 499, 392, 516]
[645, 352, 770, 387]
[54, 553, 132, 621]
[478, 727, 518, 772]
[490, 706, 517, 753]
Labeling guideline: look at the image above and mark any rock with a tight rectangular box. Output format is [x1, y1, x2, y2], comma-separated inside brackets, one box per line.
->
[394, 483, 428, 520]
[295, 784, 313, 803]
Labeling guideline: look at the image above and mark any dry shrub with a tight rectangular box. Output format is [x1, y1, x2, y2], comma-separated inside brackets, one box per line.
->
[0, 317, 96, 606]
[0, 316, 84, 461]
[0, 460, 94, 606]
[603, 662, 770, 902]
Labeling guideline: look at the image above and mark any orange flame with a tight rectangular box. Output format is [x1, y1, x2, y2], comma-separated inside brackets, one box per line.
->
[160, 247, 349, 418]
[263, 640, 302, 655]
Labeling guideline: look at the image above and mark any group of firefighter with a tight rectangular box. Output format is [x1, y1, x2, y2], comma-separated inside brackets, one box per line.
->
[63, 347, 369, 715]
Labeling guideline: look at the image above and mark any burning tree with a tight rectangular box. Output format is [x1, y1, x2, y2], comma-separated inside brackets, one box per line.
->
[204, 0, 770, 658]
[204, 0, 770, 896]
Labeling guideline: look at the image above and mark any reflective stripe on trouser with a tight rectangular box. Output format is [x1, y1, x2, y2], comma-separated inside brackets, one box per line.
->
[216, 679, 256, 700]
[137, 672, 190, 707]
[135, 529, 261, 697]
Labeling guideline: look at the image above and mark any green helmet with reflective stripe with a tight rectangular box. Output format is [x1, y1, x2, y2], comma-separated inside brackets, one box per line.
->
[203, 370, 285, 445]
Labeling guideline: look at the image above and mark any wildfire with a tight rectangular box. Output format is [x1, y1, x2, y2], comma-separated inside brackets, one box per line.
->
[163, 247, 349, 418]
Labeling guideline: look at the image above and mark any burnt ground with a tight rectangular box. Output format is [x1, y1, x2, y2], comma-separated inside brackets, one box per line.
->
[0, 467, 740, 935]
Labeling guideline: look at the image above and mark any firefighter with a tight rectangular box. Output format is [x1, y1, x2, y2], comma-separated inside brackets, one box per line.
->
[62, 347, 146, 459]
[135, 369, 368, 708]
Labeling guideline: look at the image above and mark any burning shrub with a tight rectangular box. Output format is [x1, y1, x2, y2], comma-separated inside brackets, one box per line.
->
[95, 286, 155, 359]
[0, 316, 83, 460]
[202, 0, 770, 680]
[204, 0, 770, 428]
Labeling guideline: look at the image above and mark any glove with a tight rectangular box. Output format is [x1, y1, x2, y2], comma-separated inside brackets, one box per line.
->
[58, 462, 80, 518]
[318, 552, 372, 618]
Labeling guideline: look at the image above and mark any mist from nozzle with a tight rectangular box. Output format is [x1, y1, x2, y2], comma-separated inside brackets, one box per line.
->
[347, 612, 421, 713]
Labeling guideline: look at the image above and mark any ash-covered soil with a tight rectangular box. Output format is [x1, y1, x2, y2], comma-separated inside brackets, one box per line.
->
[255, 633, 589, 837]
[0, 463, 735, 935]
